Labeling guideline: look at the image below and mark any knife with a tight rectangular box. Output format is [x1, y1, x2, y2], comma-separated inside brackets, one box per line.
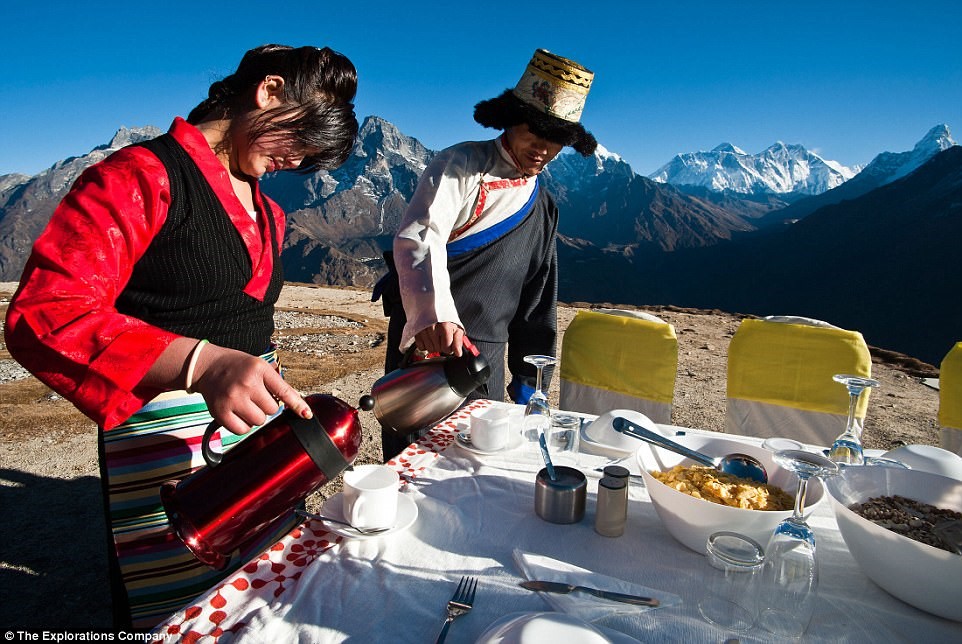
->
[519, 580, 660, 607]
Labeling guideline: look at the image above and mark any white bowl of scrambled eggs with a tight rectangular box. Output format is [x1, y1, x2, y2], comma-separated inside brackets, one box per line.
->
[636, 433, 823, 553]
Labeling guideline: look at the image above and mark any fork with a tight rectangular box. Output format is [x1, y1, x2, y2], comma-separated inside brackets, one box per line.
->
[434, 576, 477, 644]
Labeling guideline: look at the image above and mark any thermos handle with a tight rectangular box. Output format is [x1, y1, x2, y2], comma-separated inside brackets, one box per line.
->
[398, 344, 419, 369]
[202, 421, 224, 467]
[201, 406, 353, 472]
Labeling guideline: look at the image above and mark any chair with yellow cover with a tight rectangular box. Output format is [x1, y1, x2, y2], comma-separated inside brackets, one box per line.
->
[559, 308, 678, 424]
[726, 316, 873, 447]
[940, 342, 962, 455]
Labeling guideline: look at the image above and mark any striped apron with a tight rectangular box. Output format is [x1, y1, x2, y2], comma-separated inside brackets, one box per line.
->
[99, 348, 296, 630]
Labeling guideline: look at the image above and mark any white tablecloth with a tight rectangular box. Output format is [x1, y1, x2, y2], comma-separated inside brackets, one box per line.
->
[153, 400, 962, 642]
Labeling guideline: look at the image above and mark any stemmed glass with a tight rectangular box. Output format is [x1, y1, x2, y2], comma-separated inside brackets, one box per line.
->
[828, 374, 880, 465]
[755, 449, 839, 638]
[522, 355, 555, 455]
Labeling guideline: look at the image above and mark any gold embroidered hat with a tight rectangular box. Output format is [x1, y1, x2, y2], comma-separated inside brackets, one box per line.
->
[474, 48, 597, 157]
[513, 49, 594, 123]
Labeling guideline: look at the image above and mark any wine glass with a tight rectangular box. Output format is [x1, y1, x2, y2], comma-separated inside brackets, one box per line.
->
[755, 449, 839, 638]
[522, 355, 555, 456]
[828, 374, 880, 465]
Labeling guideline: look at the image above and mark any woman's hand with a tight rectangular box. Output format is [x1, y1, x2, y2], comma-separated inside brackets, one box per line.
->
[143, 338, 313, 436]
[189, 343, 312, 436]
[414, 322, 465, 356]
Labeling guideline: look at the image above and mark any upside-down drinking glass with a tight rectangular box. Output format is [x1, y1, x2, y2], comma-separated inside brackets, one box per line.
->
[522, 355, 555, 457]
[828, 374, 880, 465]
[755, 449, 839, 638]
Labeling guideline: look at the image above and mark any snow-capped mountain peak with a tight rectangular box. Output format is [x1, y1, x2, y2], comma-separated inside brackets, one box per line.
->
[913, 124, 955, 156]
[594, 142, 623, 163]
[650, 140, 857, 196]
[856, 124, 957, 185]
[711, 142, 747, 155]
[548, 143, 635, 185]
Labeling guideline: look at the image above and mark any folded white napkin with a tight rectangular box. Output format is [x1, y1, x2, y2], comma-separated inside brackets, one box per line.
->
[513, 549, 680, 623]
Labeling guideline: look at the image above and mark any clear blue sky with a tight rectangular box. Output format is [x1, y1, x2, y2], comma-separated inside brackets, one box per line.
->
[2, 1, 960, 177]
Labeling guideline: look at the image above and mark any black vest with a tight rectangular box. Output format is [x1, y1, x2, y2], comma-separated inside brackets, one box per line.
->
[115, 134, 283, 355]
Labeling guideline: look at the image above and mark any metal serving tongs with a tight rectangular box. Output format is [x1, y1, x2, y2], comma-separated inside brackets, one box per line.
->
[612, 416, 768, 483]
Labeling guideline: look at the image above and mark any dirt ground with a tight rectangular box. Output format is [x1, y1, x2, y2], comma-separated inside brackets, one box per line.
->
[0, 282, 943, 631]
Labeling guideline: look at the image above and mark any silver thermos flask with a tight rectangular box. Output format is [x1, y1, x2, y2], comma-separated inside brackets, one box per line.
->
[362, 346, 490, 435]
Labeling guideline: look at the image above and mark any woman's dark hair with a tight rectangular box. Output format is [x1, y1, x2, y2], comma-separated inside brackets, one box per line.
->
[188, 44, 359, 172]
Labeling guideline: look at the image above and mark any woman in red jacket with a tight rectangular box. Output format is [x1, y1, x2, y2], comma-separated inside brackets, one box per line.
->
[4, 44, 358, 630]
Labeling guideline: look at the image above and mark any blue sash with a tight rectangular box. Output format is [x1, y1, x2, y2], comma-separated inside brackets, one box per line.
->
[447, 179, 540, 258]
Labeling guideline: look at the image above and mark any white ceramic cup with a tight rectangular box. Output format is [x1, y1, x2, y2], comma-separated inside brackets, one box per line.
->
[470, 406, 512, 451]
[342, 464, 400, 530]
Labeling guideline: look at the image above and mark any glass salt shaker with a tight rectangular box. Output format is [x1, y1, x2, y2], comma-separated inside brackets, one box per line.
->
[594, 476, 627, 537]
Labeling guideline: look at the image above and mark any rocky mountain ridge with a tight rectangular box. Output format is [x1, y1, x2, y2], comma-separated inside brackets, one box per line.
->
[0, 126, 162, 279]
[2, 118, 952, 285]
[1, 118, 957, 363]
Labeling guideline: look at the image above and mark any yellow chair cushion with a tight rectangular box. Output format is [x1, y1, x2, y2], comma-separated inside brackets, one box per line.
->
[560, 310, 677, 404]
[728, 318, 872, 416]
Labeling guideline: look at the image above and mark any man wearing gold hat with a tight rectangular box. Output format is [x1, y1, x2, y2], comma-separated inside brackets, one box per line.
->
[376, 49, 597, 459]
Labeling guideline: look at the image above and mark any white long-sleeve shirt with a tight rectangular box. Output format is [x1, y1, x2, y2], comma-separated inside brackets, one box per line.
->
[393, 136, 536, 349]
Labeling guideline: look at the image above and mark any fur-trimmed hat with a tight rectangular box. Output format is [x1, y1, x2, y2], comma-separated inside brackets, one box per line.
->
[474, 49, 597, 156]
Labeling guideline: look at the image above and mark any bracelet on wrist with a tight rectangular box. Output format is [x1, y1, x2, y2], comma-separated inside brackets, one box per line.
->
[185, 339, 209, 394]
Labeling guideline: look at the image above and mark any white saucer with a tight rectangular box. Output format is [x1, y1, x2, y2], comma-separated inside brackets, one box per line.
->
[579, 410, 674, 458]
[578, 424, 637, 459]
[456, 429, 524, 455]
[318, 493, 418, 540]
[580, 421, 678, 458]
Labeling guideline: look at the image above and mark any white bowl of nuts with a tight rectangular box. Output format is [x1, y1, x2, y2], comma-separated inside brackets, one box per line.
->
[635, 433, 823, 554]
[824, 465, 962, 621]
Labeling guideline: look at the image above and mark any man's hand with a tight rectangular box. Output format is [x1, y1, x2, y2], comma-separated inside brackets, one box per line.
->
[414, 322, 465, 356]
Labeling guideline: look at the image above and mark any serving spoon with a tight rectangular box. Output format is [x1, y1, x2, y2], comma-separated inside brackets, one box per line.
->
[612, 416, 769, 483]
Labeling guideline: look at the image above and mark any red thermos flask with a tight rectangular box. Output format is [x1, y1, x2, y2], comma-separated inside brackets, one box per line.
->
[160, 393, 366, 569]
